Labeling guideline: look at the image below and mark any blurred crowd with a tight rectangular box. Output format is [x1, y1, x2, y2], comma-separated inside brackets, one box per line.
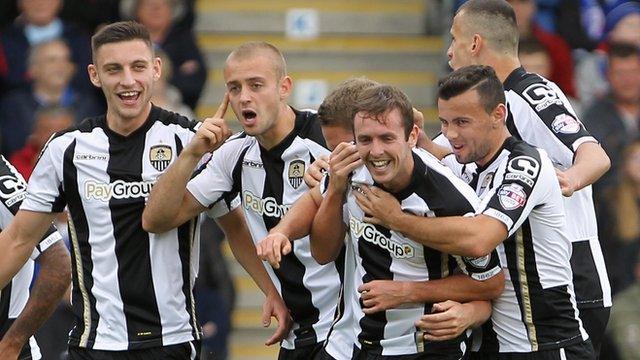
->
[0, 1, 231, 359]
[1, 0, 640, 359]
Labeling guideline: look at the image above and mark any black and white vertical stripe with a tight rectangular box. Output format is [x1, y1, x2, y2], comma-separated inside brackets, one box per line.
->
[0, 156, 62, 359]
[340, 149, 497, 356]
[504, 67, 611, 309]
[450, 137, 588, 353]
[187, 109, 342, 349]
[22, 106, 205, 350]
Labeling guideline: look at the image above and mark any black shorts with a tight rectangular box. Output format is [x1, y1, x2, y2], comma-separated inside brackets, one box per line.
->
[467, 339, 595, 360]
[577, 306, 610, 358]
[68, 341, 200, 360]
[355, 347, 463, 360]
[278, 342, 324, 360]
[316, 344, 361, 360]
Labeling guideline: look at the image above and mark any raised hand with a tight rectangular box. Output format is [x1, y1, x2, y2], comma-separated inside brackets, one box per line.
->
[186, 93, 232, 157]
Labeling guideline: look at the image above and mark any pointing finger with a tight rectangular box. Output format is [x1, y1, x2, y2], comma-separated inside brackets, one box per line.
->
[215, 92, 229, 119]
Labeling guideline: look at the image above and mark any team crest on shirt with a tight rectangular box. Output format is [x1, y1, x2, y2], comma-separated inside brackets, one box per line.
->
[479, 172, 494, 194]
[149, 145, 173, 172]
[288, 160, 305, 189]
[551, 114, 581, 134]
[497, 183, 527, 211]
[0, 175, 27, 207]
[522, 83, 562, 111]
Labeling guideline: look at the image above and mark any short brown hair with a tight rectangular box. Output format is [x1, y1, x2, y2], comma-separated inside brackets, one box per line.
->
[457, 0, 519, 55]
[318, 77, 379, 131]
[351, 85, 414, 138]
[91, 21, 153, 61]
[226, 41, 287, 80]
[438, 65, 505, 114]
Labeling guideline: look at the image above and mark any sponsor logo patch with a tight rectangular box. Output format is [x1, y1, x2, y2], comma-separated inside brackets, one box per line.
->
[0, 175, 27, 207]
[349, 217, 415, 259]
[149, 145, 172, 172]
[242, 159, 263, 169]
[551, 113, 581, 134]
[522, 83, 562, 111]
[288, 160, 305, 189]
[75, 153, 108, 161]
[243, 190, 290, 219]
[505, 156, 539, 187]
[497, 183, 527, 210]
[84, 180, 154, 201]
[464, 254, 491, 269]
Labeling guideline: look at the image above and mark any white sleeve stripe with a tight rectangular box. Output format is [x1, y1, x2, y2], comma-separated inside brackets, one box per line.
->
[483, 208, 514, 232]
[571, 136, 599, 152]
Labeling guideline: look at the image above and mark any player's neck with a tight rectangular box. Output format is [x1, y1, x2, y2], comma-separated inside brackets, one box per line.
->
[475, 130, 510, 168]
[106, 102, 152, 136]
[484, 52, 521, 83]
[257, 104, 296, 150]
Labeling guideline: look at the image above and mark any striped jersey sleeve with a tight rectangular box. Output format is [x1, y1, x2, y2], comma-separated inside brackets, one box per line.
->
[480, 143, 555, 235]
[0, 156, 62, 260]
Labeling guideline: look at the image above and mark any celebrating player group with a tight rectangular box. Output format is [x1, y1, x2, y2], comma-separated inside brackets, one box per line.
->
[0, 0, 612, 359]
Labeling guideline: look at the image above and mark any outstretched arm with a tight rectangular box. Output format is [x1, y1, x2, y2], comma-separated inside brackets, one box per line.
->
[143, 95, 231, 233]
[0, 240, 71, 359]
[256, 190, 322, 268]
[358, 271, 504, 314]
[355, 185, 506, 257]
[0, 211, 58, 288]
[216, 208, 291, 346]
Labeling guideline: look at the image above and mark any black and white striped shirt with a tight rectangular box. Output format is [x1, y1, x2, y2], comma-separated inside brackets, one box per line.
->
[324, 149, 501, 356]
[21, 106, 230, 351]
[187, 109, 342, 349]
[443, 137, 588, 353]
[0, 156, 62, 359]
[504, 67, 611, 310]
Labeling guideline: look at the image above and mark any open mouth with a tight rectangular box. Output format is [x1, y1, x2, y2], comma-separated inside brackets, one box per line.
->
[118, 91, 140, 104]
[242, 109, 257, 122]
[370, 160, 391, 169]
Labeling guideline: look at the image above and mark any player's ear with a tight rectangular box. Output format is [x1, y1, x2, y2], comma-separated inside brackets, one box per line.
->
[279, 75, 292, 100]
[471, 34, 482, 55]
[492, 103, 507, 128]
[88, 64, 101, 88]
[408, 124, 420, 147]
[153, 56, 162, 81]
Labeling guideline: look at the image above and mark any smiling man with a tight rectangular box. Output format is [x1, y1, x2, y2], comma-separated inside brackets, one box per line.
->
[307, 84, 503, 359]
[0, 22, 289, 359]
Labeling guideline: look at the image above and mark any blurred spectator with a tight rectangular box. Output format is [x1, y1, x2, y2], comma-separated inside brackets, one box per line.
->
[508, 0, 577, 97]
[121, 0, 207, 110]
[582, 42, 640, 199]
[9, 105, 73, 180]
[575, 2, 640, 104]
[607, 248, 640, 359]
[605, 142, 640, 293]
[0, 39, 103, 157]
[519, 37, 553, 77]
[0, 0, 93, 94]
[59, 0, 122, 32]
[151, 49, 195, 119]
[0, 0, 19, 29]
[603, 1, 640, 49]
